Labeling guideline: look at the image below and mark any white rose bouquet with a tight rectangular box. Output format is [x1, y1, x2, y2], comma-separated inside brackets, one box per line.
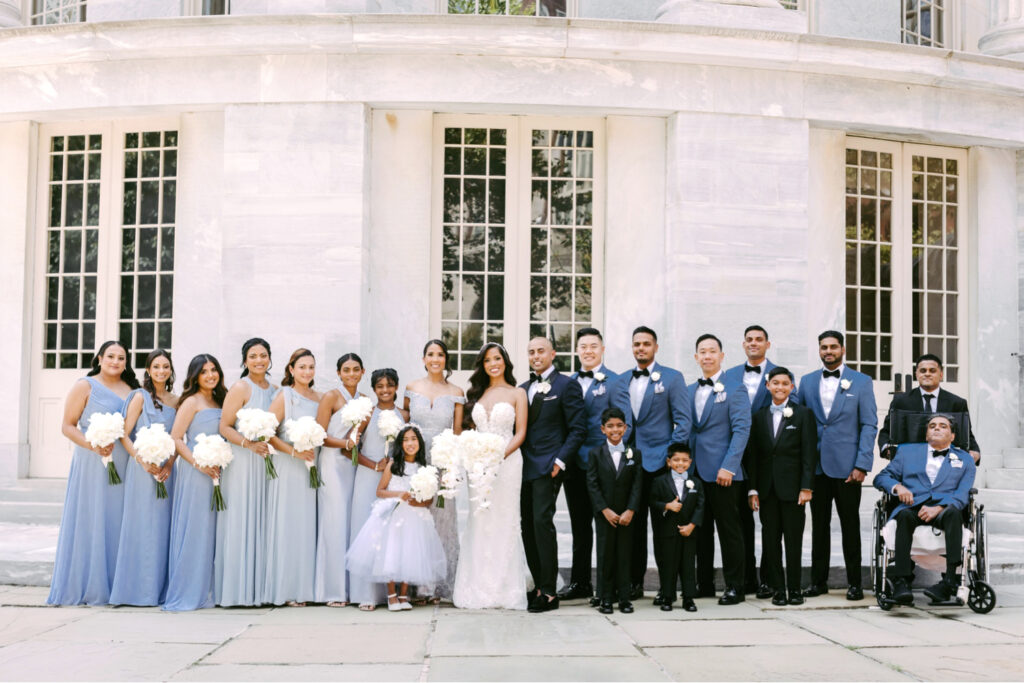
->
[457, 429, 506, 512]
[191, 433, 234, 511]
[429, 428, 462, 508]
[235, 408, 280, 480]
[377, 409, 403, 456]
[339, 396, 374, 466]
[132, 423, 175, 499]
[408, 464, 439, 503]
[283, 415, 326, 489]
[84, 411, 126, 485]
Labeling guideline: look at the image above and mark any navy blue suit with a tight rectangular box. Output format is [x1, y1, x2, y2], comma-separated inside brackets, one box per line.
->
[689, 374, 751, 591]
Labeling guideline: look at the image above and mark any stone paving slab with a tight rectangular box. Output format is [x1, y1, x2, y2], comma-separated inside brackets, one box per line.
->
[169, 663, 423, 681]
[430, 612, 636, 657]
[34, 610, 254, 644]
[427, 656, 670, 682]
[948, 606, 1024, 637]
[0, 638, 218, 682]
[250, 604, 436, 624]
[204, 623, 429, 665]
[620, 618, 828, 647]
[0, 606, 89, 646]
[858, 644, 1024, 681]
[0, 585, 50, 607]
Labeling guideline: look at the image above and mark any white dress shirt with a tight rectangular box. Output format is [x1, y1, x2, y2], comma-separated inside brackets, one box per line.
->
[672, 470, 688, 499]
[694, 371, 722, 419]
[926, 445, 946, 484]
[528, 365, 556, 402]
[771, 400, 788, 437]
[743, 360, 767, 404]
[820, 364, 844, 418]
[608, 440, 624, 469]
[577, 364, 602, 396]
[629, 366, 652, 418]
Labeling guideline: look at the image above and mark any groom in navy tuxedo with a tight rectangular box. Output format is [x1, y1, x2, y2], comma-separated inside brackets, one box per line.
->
[520, 336, 587, 613]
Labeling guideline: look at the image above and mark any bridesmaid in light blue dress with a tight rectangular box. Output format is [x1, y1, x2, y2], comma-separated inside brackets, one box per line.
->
[350, 368, 407, 610]
[110, 349, 178, 606]
[164, 354, 227, 612]
[48, 341, 138, 606]
[264, 348, 322, 606]
[216, 337, 277, 606]
[314, 352, 366, 606]
[404, 339, 465, 601]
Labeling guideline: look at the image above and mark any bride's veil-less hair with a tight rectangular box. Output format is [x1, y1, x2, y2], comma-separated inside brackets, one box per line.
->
[463, 343, 516, 430]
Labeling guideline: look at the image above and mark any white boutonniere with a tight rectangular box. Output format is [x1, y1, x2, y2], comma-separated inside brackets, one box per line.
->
[650, 371, 661, 382]
[949, 452, 959, 462]
[713, 382, 725, 393]
[783, 406, 793, 418]
[625, 448, 633, 460]
[685, 479, 694, 490]
[840, 378, 851, 391]
[594, 371, 606, 383]
[536, 381, 551, 395]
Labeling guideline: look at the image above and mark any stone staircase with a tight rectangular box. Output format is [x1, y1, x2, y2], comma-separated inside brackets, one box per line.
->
[976, 448, 1024, 580]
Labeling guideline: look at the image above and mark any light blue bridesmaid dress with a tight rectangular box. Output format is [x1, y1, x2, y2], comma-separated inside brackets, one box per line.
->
[349, 406, 391, 606]
[47, 376, 131, 606]
[109, 389, 176, 606]
[314, 387, 358, 603]
[262, 387, 318, 605]
[163, 407, 221, 612]
[215, 376, 276, 606]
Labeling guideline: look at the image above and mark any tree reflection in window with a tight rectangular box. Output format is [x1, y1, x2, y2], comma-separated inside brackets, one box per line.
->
[448, 0, 567, 17]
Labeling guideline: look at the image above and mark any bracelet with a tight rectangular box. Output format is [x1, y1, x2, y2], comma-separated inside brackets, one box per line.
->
[241, 438, 247, 449]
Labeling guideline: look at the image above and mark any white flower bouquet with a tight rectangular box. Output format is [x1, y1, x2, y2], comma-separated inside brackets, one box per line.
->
[429, 428, 461, 508]
[457, 429, 506, 512]
[191, 433, 234, 511]
[236, 408, 280, 480]
[133, 423, 175, 499]
[377, 409, 403, 455]
[339, 396, 374, 466]
[408, 464, 439, 503]
[85, 411, 126, 485]
[283, 415, 326, 489]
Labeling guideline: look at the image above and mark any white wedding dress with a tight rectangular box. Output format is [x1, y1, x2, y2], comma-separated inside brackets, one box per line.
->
[452, 402, 529, 610]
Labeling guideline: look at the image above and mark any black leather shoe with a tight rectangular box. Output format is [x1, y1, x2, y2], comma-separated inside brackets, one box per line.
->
[598, 601, 614, 614]
[718, 588, 745, 605]
[787, 593, 804, 606]
[743, 582, 759, 596]
[846, 585, 864, 601]
[755, 583, 774, 600]
[924, 579, 956, 603]
[527, 590, 541, 607]
[771, 591, 788, 606]
[892, 578, 914, 605]
[629, 584, 644, 600]
[695, 585, 716, 599]
[660, 602, 673, 612]
[619, 601, 634, 614]
[590, 596, 602, 608]
[652, 592, 665, 606]
[682, 598, 697, 612]
[803, 583, 828, 597]
[557, 582, 594, 601]
[528, 595, 559, 613]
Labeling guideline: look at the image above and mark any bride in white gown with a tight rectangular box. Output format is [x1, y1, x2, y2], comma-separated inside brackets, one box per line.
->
[452, 343, 529, 610]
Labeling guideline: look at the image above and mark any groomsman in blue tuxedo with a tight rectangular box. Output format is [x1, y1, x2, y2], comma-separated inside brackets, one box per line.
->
[721, 325, 798, 599]
[613, 326, 691, 600]
[690, 334, 752, 605]
[798, 330, 877, 601]
[558, 327, 620, 604]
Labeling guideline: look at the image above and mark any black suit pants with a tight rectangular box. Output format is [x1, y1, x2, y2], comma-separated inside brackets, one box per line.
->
[893, 505, 962, 579]
[631, 467, 666, 586]
[759, 491, 806, 594]
[696, 481, 745, 590]
[657, 534, 697, 603]
[521, 474, 559, 596]
[810, 473, 862, 588]
[560, 463, 594, 586]
[594, 516, 634, 603]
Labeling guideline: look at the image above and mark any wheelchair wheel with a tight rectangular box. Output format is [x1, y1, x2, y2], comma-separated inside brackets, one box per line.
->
[968, 581, 996, 614]
[877, 578, 894, 611]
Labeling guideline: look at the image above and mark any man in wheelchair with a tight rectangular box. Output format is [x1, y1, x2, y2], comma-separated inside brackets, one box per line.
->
[874, 414, 977, 605]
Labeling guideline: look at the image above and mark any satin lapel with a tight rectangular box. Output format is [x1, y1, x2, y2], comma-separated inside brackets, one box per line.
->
[825, 371, 851, 425]
[697, 386, 715, 428]
[636, 365, 658, 423]
[768, 411, 782, 449]
[802, 373, 825, 424]
[933, 454, 953, 489]
[753, 361, 773, 410]
[614, 449, 627, 478]
[528, 388, 544, 424]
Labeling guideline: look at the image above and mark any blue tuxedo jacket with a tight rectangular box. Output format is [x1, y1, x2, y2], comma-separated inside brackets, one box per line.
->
[570, 365, 619, 467]
[874, 443, 976, 519]
[688, 376, 752, 482]
[611, 362, 691, 472]
[722, 359, 800, 414]
[519, 370, 587, 482]
[797, 367, 878, 478]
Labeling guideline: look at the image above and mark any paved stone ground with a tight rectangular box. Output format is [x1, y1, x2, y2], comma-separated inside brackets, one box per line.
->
[2, 584, 1024, 682]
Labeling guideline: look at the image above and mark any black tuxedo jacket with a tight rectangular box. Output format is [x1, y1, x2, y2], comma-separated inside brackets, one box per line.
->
[743, 402, 818, 502]
[585, 443, 643, 515]
[878, 387, 980, 454]
[519, 370, 587, 481]
[649, 470, 704, 538]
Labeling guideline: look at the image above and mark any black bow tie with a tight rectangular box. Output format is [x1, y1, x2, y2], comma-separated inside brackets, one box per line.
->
[931, 449, 949, 458]
[697, 378, 714, 387]
[823, 369, 841, 379]
[530, 372, 544, 383]
[632, 368, 650, 379]
[744, 364, 761, 374]
[578, 370, 594, 379]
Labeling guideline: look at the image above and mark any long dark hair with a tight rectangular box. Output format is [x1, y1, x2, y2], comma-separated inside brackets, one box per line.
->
[87, 340, 140, 389]
[389, 424, 426, 477]
[281, 348, 315, 388]
[423, 339, 452, 380]
[464, 343, 516, 429]
[336, 352, 364, 372]
[239, 337, 272, 378]
[179, 354, 227, 408]
[142, 348, 175, 411]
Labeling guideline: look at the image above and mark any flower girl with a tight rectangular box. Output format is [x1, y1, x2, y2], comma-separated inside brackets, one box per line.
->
[347, 425, 447, 611]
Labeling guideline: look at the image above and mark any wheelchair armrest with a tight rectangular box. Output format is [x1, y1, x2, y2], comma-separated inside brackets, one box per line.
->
[969, 488, 978, 496]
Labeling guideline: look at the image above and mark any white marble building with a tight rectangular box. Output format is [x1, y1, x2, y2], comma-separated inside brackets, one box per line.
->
[0, 0, 1023, 481]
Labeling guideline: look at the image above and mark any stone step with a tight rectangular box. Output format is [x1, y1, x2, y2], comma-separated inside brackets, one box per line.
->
[1003, 450, 1024, 468]
[987, 511, 1024, 536]
[0, 501, 63, 526]
[977, 488, 1024, 514]
[983, 452, 1004, 469]
[984, 469, 1024, 491]
[0, 479, 66, 504]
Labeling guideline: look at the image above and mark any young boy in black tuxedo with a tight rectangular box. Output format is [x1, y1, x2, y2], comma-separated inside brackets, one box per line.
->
[743, 366, 817, 606]
[650, 443, 705, 612]
[585, 407, 643, 614]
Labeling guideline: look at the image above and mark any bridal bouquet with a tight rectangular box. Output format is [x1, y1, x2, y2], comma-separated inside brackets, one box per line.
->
[133, 423, 175, 499]
[457, 430, 506, 511]
[283, 416, 326, 489]
[85, 411, 126, 485]
[339, 396, 373, 466]
[235, 408, 279, 480]
[377, 409, 403, 455]
[191, 433, 233, 511]
[429, 428, 461, 509]
[408, 465, 439, 503]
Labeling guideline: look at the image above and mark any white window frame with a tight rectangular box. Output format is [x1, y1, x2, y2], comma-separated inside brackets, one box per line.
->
[438, 0, 578, 17]
[24, 0, 86, 25]
[900, 0, 962, 50]
[430, 114, 605, 380]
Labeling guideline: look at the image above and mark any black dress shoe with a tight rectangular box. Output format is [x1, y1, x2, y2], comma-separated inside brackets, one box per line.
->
[619, 601, 634, 614]
[557, 582, 594, 601]
[527, 590, 541, 607]
[652, 592, 665, 606]
[891, 578, 914, 605]
[629, 584, 644, 600]
[598, 601, 614, 614]
[718, 588, 745, 605]
[846, 585, 864, 601]
[787, 593, 804, 606]
[924, 579, 956, 603]
[590, 596, 602, 608]
[802, 583, 828, 597]
[695, 586, 716, 599]
[660, 602, 673, 612]
[743, 582, 759, 596]
[528, 595, 559, 613]
[682, 598, 697, 612]
[771, 591, 788, 606]
[755, 583, 774, 600]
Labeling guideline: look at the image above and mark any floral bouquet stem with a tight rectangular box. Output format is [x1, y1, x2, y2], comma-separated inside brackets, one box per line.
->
[306, 461, 324, 489]
[211, 476, 226, 512]
[264, 452, 278, 480]
[350, 440, 361, 468]
[155, 479, 168, 499]
[102, 455, 122, 485]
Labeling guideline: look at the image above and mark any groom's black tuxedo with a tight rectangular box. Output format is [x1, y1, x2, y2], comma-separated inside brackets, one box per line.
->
[519, 369, 586, 599]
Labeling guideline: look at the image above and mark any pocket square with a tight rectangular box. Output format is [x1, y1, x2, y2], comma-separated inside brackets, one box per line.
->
[543, 395, 558, 401]
[714, 392, 727, 404]
[654, 383, 665, 394]
[785, 425, 797, 430]
[952, 461, 964, 468]
[593, 385, 606, 396]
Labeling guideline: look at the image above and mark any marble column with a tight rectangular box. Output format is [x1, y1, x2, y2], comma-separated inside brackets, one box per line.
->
[979, 0, 1024, 60]
[0, 0, 23, 28]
